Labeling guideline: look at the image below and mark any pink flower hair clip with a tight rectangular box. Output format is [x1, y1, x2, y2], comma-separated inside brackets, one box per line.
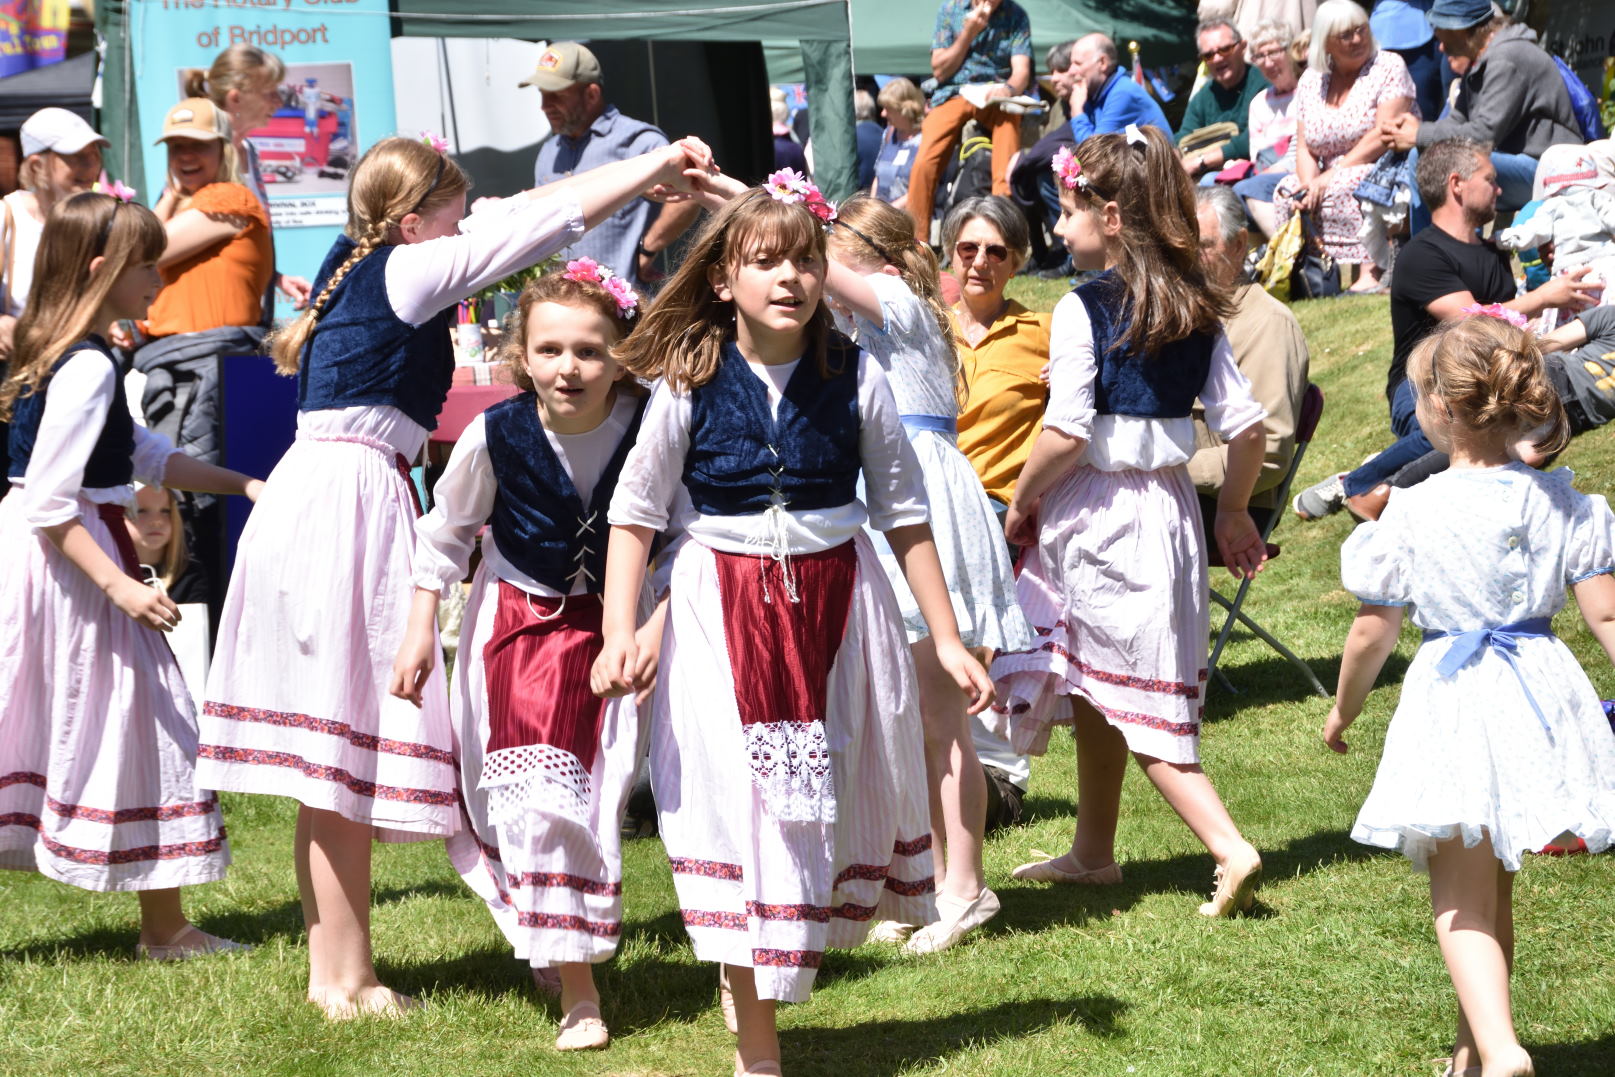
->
[1459, 302, 1528, 329]
[765, 167, 837, 225]
[1051, 146, 1088, 193]
[563, 257, 639, 319]
[98, 179, 138, 203]
[420, 131, 449, 154]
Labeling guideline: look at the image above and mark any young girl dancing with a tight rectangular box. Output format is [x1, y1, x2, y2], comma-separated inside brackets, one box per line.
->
[1325, 315, 1615, 1077]
[0, 192, 261, 956]
[591, 183, 994, 1075]
[389, 266, 657, 1051]
[990, 125, 1269, 916]
[199, 133, 714, 1018]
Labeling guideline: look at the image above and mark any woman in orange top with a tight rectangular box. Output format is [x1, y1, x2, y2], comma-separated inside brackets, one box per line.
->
[945, 196, 1051, 509]
[132, 97, 274, 618]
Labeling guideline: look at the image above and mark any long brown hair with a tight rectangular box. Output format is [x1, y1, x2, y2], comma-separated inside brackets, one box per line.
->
[499, 272, 638, 394]
[616, 188, 836, 392]
[829, 195, 963, 401]
[1407, 315, 1569, 456]
[1066, 126, 1230, 356]
[267, 137, 469, 374]
[0, 193, 166, 421]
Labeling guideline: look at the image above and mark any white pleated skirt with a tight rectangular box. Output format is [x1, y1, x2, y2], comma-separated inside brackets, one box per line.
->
[0, 492, 230, 891]
[653, 533, 935, 1003]
[990, 463, 1209, 765]
[199, 412, 458, 840]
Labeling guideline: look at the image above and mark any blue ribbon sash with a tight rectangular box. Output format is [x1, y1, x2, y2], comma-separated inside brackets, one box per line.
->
[899, 413, 957, 439]
[1421, 616, 1556, 741]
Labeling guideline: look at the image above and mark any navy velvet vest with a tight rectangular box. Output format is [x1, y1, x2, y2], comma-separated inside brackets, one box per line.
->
[484, 393, 645, 594]
[684, 338, 862, 517]
[8, 336, 134, 488]
[297, 237, 455, 431]
[1074, 271, 1215, 419]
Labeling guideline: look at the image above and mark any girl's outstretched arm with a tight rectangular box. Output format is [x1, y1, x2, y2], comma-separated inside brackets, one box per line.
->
[1572, 572, 1615, 666]
[389, 588, 441, 707]
[1323, 603, 1405, 753]
[591, 524, 654, 698]
[885, 521, 995, 714]
[160, 451, 263, 501]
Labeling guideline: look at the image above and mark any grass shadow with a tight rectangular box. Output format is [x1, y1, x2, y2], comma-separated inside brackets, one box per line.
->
[782, 994, 1129, 1076]
[1526, 1031, 1615, 1076]
[1204, 651, 1411, 715]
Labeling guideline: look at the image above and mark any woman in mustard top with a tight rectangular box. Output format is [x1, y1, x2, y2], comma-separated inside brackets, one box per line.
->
[945, 196, 1051, 509]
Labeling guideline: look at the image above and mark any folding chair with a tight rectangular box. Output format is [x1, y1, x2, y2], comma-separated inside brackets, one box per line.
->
[1207, 383, 1330, 698]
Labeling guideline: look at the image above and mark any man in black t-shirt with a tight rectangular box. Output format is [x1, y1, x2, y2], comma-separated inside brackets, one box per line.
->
[1293, 138, 1597, 521]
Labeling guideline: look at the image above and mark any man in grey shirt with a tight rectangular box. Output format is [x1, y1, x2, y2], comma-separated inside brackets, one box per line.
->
[524, 42, 700, 287]
[1545, 305, 1615, 435]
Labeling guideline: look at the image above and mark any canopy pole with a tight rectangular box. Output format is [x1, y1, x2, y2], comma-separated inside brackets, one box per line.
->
[799, 37, 855, 203]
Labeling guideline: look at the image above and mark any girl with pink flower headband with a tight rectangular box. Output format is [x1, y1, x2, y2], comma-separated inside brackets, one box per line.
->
[200, 130, 716, 1021]
[391, 268, 654, 1052]
[593, 173, 993, 1076]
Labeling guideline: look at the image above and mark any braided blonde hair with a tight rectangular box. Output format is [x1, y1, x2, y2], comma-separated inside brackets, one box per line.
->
[268, 136, 469, 374]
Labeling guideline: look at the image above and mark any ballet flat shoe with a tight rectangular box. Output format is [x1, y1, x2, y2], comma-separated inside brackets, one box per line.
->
[1198, 844, 1263, 918]
[864, 919, 915, 944]
[735, 1060, 784, 1076]
[555, 1000, 609, 1051]
[1010, 857, 1123, 885]
[904, 887, 1001, 955]
[136, 925, 250, 962]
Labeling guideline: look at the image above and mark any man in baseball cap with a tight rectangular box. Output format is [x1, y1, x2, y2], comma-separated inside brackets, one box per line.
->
[20, 107, 110, 159]
[524, 41, 698, 288]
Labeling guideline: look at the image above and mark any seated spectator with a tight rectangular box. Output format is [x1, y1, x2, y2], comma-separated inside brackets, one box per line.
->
[905, 0, 1033, 242]
[1496, 143, 1615, 301]
[854, 89, 883, 191]
[1293, 138, 1598, 522]
[1178, 18, 1269, 182]
[1008, 39, 1078, 271]
[1543, 305, 1615, 435]
[944, 196, 1050, 512]
[1273, 0, 1415, 293]
[1191, 186, 1310, 545]
[1068, 32, 1172, 144]
[1369, 0, 1446, 122]
[1235, 20, 1302, 238]
[1380, 0, 1583, 221]
[771, 87, 809, 175]
[872, 77, 926, 209]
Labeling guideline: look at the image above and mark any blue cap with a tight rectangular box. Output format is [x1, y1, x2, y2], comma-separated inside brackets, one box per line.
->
[1427, 0, 1493, 31]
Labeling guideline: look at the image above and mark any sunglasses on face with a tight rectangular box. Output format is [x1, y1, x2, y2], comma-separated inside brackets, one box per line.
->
[955, 241, 1009, 264]
[1331, 24, 1368, 42]
[1199, 41, 1241, 61]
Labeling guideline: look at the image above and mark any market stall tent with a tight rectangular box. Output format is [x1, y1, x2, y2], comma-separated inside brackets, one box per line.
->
[94, 0, 862, 200]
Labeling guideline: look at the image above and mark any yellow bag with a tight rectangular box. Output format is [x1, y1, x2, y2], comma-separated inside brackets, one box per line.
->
[1253, 211, 1305, 303]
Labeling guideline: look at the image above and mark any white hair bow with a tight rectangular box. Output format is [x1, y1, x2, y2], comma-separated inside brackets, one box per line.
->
[1125, 123, 1147, 147]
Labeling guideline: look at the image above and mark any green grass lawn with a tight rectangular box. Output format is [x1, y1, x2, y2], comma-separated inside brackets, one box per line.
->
[5, 291, 1615, 1076]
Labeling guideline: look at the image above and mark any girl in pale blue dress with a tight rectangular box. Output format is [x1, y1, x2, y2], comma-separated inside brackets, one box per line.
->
[1325, 315, 1615, 1077]
[824, 196, 1033, 954]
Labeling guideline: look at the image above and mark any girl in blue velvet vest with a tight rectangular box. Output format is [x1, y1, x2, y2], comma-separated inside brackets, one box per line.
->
[0, 192, 261, 957]
[389, 267, 654, 1052]
[198, 132, 717, 1019]
[990, 125, 1271, 918]
[590, 183, 994, 1076]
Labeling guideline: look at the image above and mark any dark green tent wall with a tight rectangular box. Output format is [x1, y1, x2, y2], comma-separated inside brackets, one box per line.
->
[95, 0, 863, 203]
[765, 0, 1197, 82]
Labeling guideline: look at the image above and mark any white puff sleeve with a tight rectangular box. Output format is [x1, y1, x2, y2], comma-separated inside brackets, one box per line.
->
[1562, 483, 1615, 586]
[1041, 292, 1095, 442]
[608, 381, 691, 532]
[412, 413, 497, 595]
[1340, 498, 1414, 607]
[857, 354, 929, 530]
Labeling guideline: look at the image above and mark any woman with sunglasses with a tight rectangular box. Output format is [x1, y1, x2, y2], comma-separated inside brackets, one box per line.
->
[1273, 0, 1416, 293]
[945, 196, 1051, 520]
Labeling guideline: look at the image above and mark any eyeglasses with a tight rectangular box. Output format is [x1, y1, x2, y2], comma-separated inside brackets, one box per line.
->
[954, 241, 1009, 264]
[1250, 46, 1287, 62]
[1330, 24, 1368, 42]
[1198, 41, 1241, 62]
